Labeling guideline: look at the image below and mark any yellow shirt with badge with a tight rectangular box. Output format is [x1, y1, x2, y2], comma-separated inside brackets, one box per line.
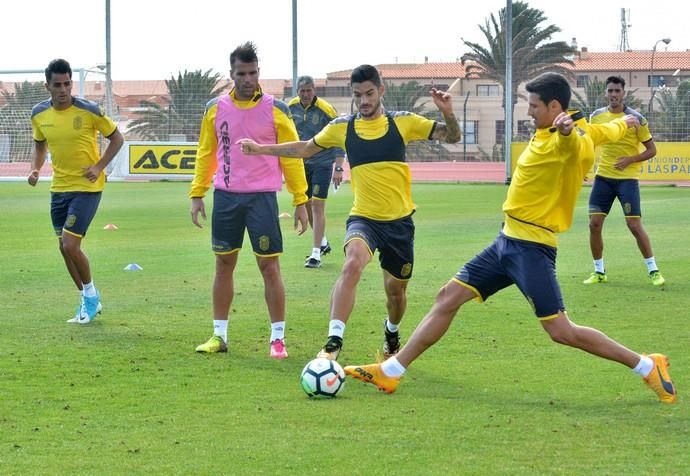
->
[31, 98, 117, 192]
[590, 107, 652, 179]
[313, 111, 435, 221]
[503, 117, 628, 247]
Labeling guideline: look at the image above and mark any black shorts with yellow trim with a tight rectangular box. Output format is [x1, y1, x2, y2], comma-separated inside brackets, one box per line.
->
[305, 161, 334, 200]
[455, 233, 564, 319]
[344, 214, 414, 280]
[50, 191, 102, 238]
[212, 190, 282, 256]
[588, 175, 642, 217]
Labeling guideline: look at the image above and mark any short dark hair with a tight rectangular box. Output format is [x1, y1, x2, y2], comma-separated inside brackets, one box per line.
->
[525, 72, 571, 110]
[605, 75, 626, 89]
[45, 58, 72, 82]
[297, 75, 314, 88]
[351, 64, 381, 87]
[230, 42, 259, 68]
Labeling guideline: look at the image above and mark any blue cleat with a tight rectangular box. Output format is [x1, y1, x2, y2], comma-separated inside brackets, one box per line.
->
[67, 291, 102, 324]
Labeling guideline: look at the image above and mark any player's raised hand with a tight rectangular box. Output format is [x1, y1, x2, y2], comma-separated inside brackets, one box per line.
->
[430, 88, 453, 114]
[190, 197, 206, 228]
[237, 138, 262, 155]
[552, 111, 574, 136]
[622, 114, 640, 129]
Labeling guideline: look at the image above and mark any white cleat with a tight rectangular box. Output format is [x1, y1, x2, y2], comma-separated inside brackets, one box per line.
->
[67, 301, 102, 324]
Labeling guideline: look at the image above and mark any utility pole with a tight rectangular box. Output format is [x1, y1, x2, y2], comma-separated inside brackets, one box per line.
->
[291, 0, 298, 98]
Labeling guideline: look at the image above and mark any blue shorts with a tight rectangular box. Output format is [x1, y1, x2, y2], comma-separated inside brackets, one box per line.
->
[50, 192, 102, 238]
[211, 190, 282, 256]
[588, 176, 641, 217]
[455, 234, 564, 319]
[305, 162, 333, 200]
[344, 215, 415, 280]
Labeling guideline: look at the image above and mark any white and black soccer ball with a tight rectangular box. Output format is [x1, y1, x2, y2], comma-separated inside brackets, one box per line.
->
[300, 358, 345, 398]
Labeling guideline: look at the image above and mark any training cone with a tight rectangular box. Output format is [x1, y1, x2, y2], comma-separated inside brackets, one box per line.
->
[104, 224, 119, 230]
[124, 263, 143, 271]
[279, 212, 291, 219]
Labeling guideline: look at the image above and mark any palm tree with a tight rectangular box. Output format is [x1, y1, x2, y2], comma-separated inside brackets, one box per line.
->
[0, 81, 47, 161]
[652, 81, 690, 141]
[571, 77, 643, 118]
[461, 1, 575, 138]
[127, 69, 226, 141]
[382, 81, 429, 114]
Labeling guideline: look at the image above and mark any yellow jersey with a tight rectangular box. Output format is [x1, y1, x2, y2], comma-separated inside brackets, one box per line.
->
[503, 117, 628, 247]
[313, 111, 435, 220]
[190, 88, 307, 206]
[31, 98, 117, 192]
[590, 106, 652, 179]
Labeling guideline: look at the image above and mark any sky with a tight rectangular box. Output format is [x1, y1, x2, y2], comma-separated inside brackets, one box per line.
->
[1, 0, 686, 81]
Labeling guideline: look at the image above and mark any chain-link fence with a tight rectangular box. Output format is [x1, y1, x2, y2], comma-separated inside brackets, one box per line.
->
[2, 2, 688, 181]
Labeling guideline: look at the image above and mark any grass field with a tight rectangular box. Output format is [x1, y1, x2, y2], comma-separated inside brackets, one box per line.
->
[1, 181, 689, 475]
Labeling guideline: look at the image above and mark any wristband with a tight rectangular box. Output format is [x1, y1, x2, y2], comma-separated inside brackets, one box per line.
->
[334, 166, 344, 172]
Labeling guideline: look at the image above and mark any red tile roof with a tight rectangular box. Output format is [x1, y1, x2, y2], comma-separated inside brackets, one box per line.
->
[567, 51, 690, 72]
[327, 62, 466, 80]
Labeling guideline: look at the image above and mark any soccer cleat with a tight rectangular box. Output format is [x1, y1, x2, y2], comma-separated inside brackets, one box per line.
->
[320, 242, 332, 256]
[83, 292, 101, 319]
[269, 339, 288, 359]
[195, 335, 228, 353]
[67, 300, 102, 324]
[344, 363, 401, 394]
[67, 292, 102, 324]
[304, 256, 321, 268]
[316, 336, 342, 361]
[383, 320, 400, 358]
[643, 353, 676, 403]
[649, 271, 665, 287]
[583, 272, 608, 284]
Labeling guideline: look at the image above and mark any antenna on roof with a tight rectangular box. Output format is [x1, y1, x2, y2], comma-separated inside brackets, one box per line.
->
[618, 8, 631, 52]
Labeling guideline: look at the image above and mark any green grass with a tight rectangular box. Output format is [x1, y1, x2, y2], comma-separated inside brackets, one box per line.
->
[1, 182, 688, 475]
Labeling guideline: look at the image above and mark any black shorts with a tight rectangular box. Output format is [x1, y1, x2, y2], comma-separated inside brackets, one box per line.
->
[211, 190, 282, 256]
[455, 233, 564, 319]
[344, 215, 414, 280]
[588, 176, 642, 217]
[50, 191, 102, 238]
[305, 162, 333, 200]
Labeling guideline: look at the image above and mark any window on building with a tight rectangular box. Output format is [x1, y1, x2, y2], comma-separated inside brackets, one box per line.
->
[477, 84, 500, 96]
[576, 75, 589, 88]
[461, 121, 478, 144]
[662, 75, 690, 87]
[648, 75, 667, 87]
[495, 120, 505, 143]
[517, 120, 533, 139]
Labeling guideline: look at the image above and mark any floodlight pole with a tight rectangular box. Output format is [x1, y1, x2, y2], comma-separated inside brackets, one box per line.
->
[105, 0, 113, 119]
[291, 0, 298, 98]
[504, 0, 513, 184]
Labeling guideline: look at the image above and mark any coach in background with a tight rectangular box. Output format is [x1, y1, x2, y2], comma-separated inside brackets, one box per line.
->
[28, 58, 124, 324]
[583, 75, 665, 287]
[288, 76, 346, 268]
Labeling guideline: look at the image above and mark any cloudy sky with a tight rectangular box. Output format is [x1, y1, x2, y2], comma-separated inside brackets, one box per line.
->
[2, 0, 684, 81]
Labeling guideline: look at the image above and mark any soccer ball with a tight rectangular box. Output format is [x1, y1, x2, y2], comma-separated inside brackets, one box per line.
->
[300, 358, 345, 398]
